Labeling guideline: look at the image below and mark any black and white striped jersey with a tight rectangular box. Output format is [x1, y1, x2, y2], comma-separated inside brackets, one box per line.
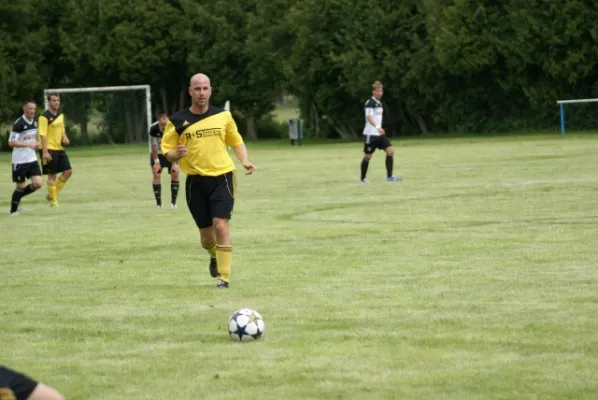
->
[9, 115, 38, 164]
[363, 97, 383, 136]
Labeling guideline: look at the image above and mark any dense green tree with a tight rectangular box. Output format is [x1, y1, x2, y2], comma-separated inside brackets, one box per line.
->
[2, 0, 598, 144]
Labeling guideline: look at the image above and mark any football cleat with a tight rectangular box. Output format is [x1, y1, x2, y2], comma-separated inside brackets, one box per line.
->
[386, 176, 402, 182]
[217, 279, 229, 289]
[9, 206, 22, 216]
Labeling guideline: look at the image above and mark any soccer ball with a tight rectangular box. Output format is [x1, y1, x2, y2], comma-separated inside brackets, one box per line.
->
[228, 308, 265, 341]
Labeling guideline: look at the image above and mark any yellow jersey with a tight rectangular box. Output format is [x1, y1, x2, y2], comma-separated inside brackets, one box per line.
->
[38, 110, 66, 151]
[161, 107, 244, 176]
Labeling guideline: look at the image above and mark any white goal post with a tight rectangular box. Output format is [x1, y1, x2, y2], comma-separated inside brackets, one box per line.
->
[43, 84, 152, 134]
[556, 97, 598, 136]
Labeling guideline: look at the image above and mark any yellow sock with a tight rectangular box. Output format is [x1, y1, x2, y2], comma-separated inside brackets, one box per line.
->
[56, 176, 67, 193]
[215, 245, 233, 282]
[48, 184, 57, 202]
[201, 241, 216, 258]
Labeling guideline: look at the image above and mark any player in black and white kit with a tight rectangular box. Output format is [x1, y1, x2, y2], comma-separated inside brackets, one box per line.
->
[149, 113, 180, 208]
[360, 81, 401, 183]
[8, 99, 43, 215]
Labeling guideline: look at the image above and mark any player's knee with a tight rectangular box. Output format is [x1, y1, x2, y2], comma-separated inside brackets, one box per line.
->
[27, 383, 65, 400]
[63, 169, 72, 179]
[212, 218, 229, 235]
[363, 154, 372, 161]
[213, 218, 227, 229]
[31, 178, 43, 190]
[385, 148, 394, 156]
[171, 171, 179, 180]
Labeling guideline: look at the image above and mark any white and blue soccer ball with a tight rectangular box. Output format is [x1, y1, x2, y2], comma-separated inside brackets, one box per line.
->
[228, 308, 265, 341]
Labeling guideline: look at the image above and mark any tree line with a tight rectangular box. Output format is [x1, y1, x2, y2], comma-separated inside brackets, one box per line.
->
[1, 0, 597, 142]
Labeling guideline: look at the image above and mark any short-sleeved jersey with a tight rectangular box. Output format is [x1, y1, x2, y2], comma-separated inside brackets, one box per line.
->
[9, 115, 38, 165]
[148, 122, 164, 155]
[363, 97, 383, 136]
[38, 110, 65, 151]
[161, 107, 243, 177]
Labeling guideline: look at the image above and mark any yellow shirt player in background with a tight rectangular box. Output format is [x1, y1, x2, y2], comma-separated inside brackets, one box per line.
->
[38, 92, 72, 207]
[162, 73, 256, 289]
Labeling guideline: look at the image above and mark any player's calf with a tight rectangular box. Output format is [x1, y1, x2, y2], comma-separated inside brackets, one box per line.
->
[384, 147, 401, 181]
[360, 153, 372, 182]
[31, 176, 42, 190]
[152, 181, 162, 207]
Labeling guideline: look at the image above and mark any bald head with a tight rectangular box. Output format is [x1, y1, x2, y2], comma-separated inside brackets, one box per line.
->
[190, 73, 211, 87]
[188, 73, 212, 113]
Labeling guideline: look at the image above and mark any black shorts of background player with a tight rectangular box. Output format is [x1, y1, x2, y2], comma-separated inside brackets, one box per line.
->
[0, 365, 64, 400]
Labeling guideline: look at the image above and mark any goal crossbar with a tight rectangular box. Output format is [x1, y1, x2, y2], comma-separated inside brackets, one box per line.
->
[43, 85, 152, 135]
[556, 98, 598, 136]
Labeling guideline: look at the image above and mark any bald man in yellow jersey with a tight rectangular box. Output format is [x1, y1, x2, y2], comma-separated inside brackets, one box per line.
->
[38, 92, 72, 207]
[162, 73, 256, 289]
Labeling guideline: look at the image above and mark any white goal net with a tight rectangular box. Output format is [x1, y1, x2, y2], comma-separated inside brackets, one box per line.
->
[42, 85, 151, 145]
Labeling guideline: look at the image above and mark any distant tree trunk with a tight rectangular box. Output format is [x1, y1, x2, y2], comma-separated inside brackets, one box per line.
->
[132, 98, 143, 142]
[397, 104, 407, 136]
[101, 129, 116, 145]
[415, 113, 429, 134]
[246, 115, 257, 140]
[160, 87, 168, 116]
[125, 106, 134, 143]
[326, 116, 357, 139]
[80, 116, 89, 145]
[313, 99, 357, 139]
[77, 105, 89, 145]
[179, 82, 186, 110]
[311, 102, 320, 138]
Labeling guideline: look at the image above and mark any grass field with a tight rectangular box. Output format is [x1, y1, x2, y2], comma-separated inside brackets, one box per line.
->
[1, 134, 597, 400]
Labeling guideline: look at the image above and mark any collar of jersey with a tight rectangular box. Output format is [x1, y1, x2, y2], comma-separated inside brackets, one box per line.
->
[21, 115, 34, 125]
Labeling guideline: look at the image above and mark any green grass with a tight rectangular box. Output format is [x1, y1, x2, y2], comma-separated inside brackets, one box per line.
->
[1, 134, 597, 399]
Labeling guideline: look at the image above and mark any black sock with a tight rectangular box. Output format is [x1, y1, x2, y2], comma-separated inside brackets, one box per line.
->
[386, 154, 394, 177]
[171, 181, 179, 205]
[153, 183, 162, 206]
[10, 189, 24, 213]
[21, 184, 36, 197]
[360, 157, 370, 180]
[10, 184, 37, 213]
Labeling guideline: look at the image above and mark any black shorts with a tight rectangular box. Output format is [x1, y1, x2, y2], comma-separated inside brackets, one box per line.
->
[40, 150, 71, 175]
[12, 161, 42, 183]
[186, 172, 235, 229]
[0, 366, 38, 400]
[363, 135, 392, 154]
[149, 154, 172, 174]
